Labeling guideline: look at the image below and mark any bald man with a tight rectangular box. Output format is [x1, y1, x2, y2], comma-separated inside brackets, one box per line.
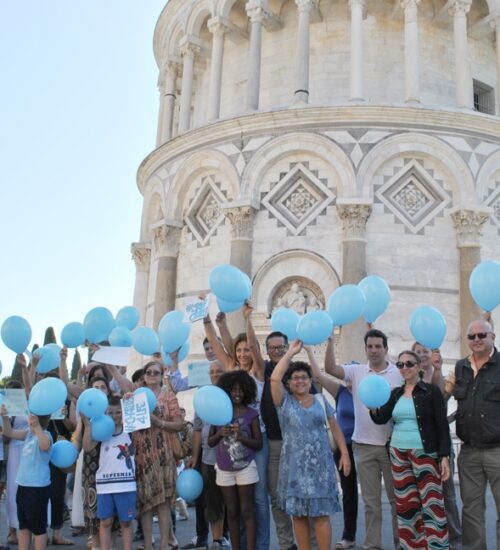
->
[453, 319, 499, 550]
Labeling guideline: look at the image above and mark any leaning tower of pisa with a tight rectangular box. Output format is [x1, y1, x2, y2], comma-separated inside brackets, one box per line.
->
[132, 0, 500, 364]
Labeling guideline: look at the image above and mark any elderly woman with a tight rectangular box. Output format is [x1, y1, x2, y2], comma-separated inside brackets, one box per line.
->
[270, 340, 350, 550]
[370, 350, 451, 550]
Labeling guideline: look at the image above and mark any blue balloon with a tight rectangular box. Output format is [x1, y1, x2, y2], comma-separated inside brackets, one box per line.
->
[35, 344, 61, 374]
[83, 307, 115, 344]
[176, 469, 204, 501]
[271, 308, 300, 341]
[193, 385, 233, 426]
[409, 305, 447, 349]
[162, 341, 190, 366]
[209, 264, 251, 303]
[50, 440, 78, 469]
[108, 326, 133, 347]
[469, 260, 500, 312]
[328, 285, 366, 326]
[241, 272, 252, 298]
[217, 297, 244, 313]
[61, 322, 85, 348]
[1, 316, 32, 354]
[77, 388, 108, 418]
[29, 378, 67, 415]
[296, 311, 333, 345]
[115, 306, 140, 330]
[158, 311, 191, 354]
[134, 387, 157, 412]
[132, 326, 159, 355]
[91, 414, 115, 442]
[358, 375, 391, 409]
[358, 276, 391, 324]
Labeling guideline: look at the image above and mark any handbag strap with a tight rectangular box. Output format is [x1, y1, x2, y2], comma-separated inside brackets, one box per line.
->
[314, 394, 328, 424]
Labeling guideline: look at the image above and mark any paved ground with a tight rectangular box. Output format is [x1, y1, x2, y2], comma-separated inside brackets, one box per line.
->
[0, 482, 496, 549]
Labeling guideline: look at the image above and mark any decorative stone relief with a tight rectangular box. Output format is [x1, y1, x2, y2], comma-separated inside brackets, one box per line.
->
[270, 278, 325, 316]
[185, 176, 226, 246]
[152, 223, 182, 257]
[450, 208, 491, 247]
[223, 205, 256, 239]
[375, 159, 451, 234]
[261, 162, 335, 236]
[336, 202, 372, 239]
[484, 180, 500, 234]
[131, 243, 151, 272]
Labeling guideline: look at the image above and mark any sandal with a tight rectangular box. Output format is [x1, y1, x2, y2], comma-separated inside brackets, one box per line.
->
[51, 539, 74, 546]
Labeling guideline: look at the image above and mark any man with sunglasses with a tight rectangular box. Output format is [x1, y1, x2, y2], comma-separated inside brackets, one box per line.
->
[452, 319, 499, 550]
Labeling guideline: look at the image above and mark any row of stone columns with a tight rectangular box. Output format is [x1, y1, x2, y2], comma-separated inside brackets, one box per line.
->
[132, 203, 491, 362]
[155, 0, 494, 144]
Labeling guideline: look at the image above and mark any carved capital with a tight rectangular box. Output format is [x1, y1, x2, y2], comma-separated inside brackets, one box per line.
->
[223, 205, 257, 239]
[449, 0, 472, 17]
[180, 41, 200, 60]
[158, 61, 179, 93]
[295, 0, 318, 13]
[336, 202, 372, 240]
[450, 208, 491, 247]
[349, 0, 366, 7]
[152, 223, 183, 257]
[131, 243, 151, 272]
[246, 1, 282, 29]
[400, 0, 420, 9]
[208, 17, 228, 37]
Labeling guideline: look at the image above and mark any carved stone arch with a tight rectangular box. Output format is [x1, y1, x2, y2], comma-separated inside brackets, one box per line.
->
[252, 249, 341, 315]
[140, 180, 166, 241]
[155, 3, 192, 64]
[185, 0, 214, 37]
[241, 132, 356, 204]
[167, 149, 240, 220]
[216, 0, 241, 20]
[476, 149, 500, 201]
[356, 133, 477, 207]
[166, 19, 187, 59]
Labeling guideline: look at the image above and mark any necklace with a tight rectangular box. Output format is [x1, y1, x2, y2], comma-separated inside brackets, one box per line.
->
[295, 394, 311, 405]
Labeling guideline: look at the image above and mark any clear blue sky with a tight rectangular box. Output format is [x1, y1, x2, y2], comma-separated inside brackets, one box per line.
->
[0, 1, 166, 374]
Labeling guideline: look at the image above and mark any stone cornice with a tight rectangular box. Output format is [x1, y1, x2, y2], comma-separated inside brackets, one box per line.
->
[136, 105, 500, 194]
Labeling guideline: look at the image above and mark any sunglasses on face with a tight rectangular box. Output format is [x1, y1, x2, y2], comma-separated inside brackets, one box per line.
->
[145, 370, 162, 376]
[267, 345, 287, 352]
[396, 360, 418, 369]
[467, 332, 490, 341]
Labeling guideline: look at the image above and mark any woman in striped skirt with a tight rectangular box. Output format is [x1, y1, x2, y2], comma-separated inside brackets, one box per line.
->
[369, 350, 451, 550]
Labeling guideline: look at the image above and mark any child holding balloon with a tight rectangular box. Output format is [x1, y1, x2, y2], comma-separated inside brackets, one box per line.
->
[82, 395, 136, 550]
[0, 406, 53, 550]
[208, 370, 262, 550]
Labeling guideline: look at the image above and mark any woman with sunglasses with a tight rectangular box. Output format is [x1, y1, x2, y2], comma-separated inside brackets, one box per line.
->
[369, 350, 451, 550]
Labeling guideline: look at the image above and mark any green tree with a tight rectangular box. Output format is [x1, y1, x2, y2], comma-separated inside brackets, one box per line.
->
[71, 349, 82, 381]
[43, 326, 57, 345]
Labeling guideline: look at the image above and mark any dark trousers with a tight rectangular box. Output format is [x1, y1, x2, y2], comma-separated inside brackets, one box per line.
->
[195, 456, 209, 543]
[49, 464, 68, 530]
[334, 443, 358, 542]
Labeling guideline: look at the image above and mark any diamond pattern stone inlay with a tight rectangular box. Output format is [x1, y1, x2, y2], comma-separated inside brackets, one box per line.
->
[375, 160, 450, 233]
[484, 182, 500, 233]
[185, 176, 226, 246]
[261, 164, 335, 235]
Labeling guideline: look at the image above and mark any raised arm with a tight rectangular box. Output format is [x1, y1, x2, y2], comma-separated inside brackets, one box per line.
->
[203, 314, 234, 371]
[430, 349, 445, 395]
[104, 363, 133, 393]
[0, 405, 28, 440]
[244, 302, 265, 381]
[304, 346, 341, 399]
[16, 354, 32, 397]
[29, 414, 51, 452]
[324, 333, 345, 379]
[215, 313, 235, 362]
[270, 340, 302, 406]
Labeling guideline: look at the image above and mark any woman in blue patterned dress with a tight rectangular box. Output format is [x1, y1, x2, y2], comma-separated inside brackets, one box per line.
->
[271, 340, 351, 550]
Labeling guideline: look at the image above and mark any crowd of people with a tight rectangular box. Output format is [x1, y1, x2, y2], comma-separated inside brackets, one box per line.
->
[0, 303, 498, 550]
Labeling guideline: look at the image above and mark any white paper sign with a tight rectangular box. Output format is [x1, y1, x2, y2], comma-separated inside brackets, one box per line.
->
[183, 294, 211, 324]
[187, 360, 211, 387]
[121, 392, 151, 433]
[92, 346, 131, 367]
[50, 407, 65, 420]
[4, 389, 28, 416]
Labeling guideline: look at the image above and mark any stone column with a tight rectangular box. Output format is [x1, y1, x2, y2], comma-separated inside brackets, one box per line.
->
[495, 18, 500, 115]
[151, 222, 183, 329]
[294, 0, 316, 104]
[336, 200, 373, 363]
[131, 243, 152, 325]
[402, 0, 421, 104]
[178, 41, 200, 134]
[349, 0, 365, 101]
[246, 2, 265, 111]
[450, 0, 473, 109]
[450, 208, 491, 355]
[156, 62, 178, 145]
[222, 204, 257, 334]
[208, 18, 227, 121]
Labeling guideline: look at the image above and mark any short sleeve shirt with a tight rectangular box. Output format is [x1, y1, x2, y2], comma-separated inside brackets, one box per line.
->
[344, 362, 402, 446]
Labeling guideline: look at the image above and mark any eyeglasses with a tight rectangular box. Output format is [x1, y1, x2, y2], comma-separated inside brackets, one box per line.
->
[289, 375, 310, 381]
[267, 345, 287, 352]
[145, 370, 162, 376]
[396, 361, 418, 369]
[467, 332, 490, 341]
